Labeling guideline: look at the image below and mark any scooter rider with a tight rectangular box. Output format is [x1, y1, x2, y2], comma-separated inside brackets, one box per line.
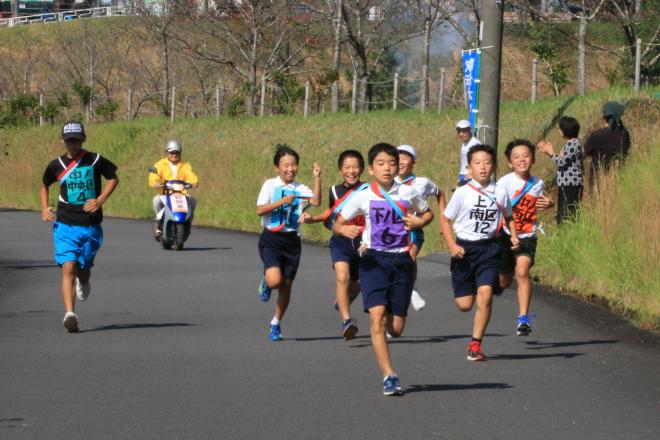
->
[149, 140, 199, 238]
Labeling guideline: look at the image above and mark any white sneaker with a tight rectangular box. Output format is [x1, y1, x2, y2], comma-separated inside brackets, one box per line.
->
[75, 277, 91, 301]
[63, 311, 79, 333]
[410, 288, 427, 311]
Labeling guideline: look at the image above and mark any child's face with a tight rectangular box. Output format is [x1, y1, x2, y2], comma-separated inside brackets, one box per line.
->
[457, 128, 471, 143]
[339, 157, 363, 186]
[398, 153, 415, 177]
[275, 153, 299, 184]
[508, 145, 534, 176]
[368, 152, 398, 187]
[62, 138, 84, 153]
[468, 151, 495, 185]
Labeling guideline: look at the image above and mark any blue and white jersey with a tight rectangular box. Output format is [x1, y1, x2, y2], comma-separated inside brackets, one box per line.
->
[257, 177, 313, 234]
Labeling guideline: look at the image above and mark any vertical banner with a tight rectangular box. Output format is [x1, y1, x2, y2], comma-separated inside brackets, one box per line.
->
[461, 49, 481, 132]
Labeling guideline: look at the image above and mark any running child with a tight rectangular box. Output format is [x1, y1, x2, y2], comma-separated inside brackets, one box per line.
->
[497, 139, 554, 336]
[300, 150, 367, 340]
[395, 144, 446, 311]
[440, 144, 519, 361]
[256, 144, 322, 342]
[40, 121, 119, 333]
[333, 143, 433, 395]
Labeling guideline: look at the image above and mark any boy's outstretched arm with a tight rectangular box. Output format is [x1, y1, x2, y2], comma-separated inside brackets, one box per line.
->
[440, 214, 464, 258]
[331, 215, 362, 239]
[507, 216, 520, 251]
[309, 162, 322, 207]
[257, 194, 295, 217]
[83, 175, 119, 213]
[39, 184, 55, 222]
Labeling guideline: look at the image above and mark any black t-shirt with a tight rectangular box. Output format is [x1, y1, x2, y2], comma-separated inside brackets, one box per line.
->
[584, 127, 630, 180]
[329, 181, 365, 227]
[42, 151, 118, 226]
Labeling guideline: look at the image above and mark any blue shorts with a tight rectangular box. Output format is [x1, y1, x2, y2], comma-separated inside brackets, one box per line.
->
[359, 250, 413, 317]
[53, 222, 104, 269]
[450, 238, 502, 297]
[329, 235, 361, 281]
[258, 229, 301, 280]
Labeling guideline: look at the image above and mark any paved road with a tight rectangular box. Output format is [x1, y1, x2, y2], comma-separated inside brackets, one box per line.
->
[1, 209, 658, 439]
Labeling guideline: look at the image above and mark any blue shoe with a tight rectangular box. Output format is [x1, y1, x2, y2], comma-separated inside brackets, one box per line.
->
[516, 315, 533, 336]
[342, 318, 358, 340]
[269, 324, 283, 341]
[258, 276, 271, 302]
[383, 374, 403, 396]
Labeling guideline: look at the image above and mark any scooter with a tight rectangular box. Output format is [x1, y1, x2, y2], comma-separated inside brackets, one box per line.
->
[148, 167, 195, 251]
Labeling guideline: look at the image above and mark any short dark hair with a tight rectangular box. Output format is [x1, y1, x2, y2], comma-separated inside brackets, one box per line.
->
[273, 143, 299, 166]
[338, 149, 365, 170]
[367, 143, 398, 166]
[467, 144, 497, 165]
[558, 116, 580, 138]
[504, 139, 536, 161]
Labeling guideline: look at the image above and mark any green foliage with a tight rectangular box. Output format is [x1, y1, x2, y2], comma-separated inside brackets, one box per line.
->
[95, 99, 120, 121]
[0, 94, 40, 127]
[227, 95, 245, 117]
[41, 102, 60, 123]
[529, 23, 570, 96]
[272, 70, 305, 115]
[56, 92, 71, 109]
[72, 81, 92, 109]
[369, 48, 418, 110]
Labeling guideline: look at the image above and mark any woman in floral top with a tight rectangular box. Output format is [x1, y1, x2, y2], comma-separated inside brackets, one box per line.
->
[537, 116, 584, 225]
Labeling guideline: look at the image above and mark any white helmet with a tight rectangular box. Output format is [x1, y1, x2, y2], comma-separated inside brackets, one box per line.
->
[165, 140, 182, 153]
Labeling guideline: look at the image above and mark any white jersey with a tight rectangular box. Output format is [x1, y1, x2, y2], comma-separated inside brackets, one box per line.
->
[257, 177, 313, 234]
[394, 175, 440, 210]
[444, 180, 511, 241]
[340, 182, 429, 252]
[497, 172, 544, 239]
[459, 137, 481, 177]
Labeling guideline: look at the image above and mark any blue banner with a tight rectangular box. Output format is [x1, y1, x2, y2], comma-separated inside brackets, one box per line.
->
[461, 49, 481, 132]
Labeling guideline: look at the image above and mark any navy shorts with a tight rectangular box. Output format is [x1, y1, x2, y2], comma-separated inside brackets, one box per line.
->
[450, 238, 502, 297]
[258, 229, 301, 280]
[359, 250, 413, 317]
[53, 222, 104, 269]
[329, 235, 361, 281]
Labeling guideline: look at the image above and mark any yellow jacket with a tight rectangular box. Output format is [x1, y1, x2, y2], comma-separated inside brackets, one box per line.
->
[149, 158, 199, 194]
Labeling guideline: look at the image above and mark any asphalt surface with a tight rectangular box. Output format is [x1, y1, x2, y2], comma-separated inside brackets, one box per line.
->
[1, 209, 658, 439]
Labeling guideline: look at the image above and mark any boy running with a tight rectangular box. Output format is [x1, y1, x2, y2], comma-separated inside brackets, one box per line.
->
[497, 139, 554, 335]
[440, 144, 519, 361]
[395, 144, 445, 311]
[301, 150, 367, 340]
[333, 143, 433, 395]
[40, 121, 119, 332]
[257, 144, 321, 341]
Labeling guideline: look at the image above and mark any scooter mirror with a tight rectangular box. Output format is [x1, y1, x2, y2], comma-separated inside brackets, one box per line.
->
[148, 166, 158, 174]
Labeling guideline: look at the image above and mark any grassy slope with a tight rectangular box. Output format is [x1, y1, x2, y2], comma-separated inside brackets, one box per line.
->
[1, 87, 658, 328]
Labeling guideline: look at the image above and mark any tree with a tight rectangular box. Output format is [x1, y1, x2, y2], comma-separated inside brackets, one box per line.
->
[176, 1, 315, 116]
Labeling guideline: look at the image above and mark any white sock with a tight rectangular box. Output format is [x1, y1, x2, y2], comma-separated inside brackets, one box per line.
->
[270, 317, 280, 326]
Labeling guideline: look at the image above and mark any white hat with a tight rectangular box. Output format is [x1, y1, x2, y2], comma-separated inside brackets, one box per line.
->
[456, 120, 471, 129]
[165, 139, 182, 153]
[397, 144, 417, 160]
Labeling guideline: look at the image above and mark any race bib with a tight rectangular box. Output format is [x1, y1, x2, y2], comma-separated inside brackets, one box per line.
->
[171, 193, 189, 213]
[270, 187, 301, 229]
[66, 165, 95, 205]
[369, 200, 409, 250]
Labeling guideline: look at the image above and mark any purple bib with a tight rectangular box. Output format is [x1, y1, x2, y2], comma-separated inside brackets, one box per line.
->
[369, 200, 410, 250]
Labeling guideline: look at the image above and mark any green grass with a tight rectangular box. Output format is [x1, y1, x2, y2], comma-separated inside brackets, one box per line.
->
[1, 86, 658, 329]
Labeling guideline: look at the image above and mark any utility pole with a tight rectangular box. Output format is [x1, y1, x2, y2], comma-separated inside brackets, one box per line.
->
[477, 0, 504, 153]
[11, 0, 19, 17]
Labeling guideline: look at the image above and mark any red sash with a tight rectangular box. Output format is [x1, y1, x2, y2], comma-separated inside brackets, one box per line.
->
[57, 150, 88, 184]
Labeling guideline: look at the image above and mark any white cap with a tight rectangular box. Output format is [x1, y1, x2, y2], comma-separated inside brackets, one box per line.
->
[397, 144, 417, 160]
[456, 120, 471, 129]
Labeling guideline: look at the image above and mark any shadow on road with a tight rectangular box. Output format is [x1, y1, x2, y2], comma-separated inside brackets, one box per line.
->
[489, 352, 583, 360]
[406, 383, 513, 394]
[0, 260, 56, 270]
[179, 247, 232, 251]
[82, 322, 194, 332]
[349, 333, 506, 348]
[524, 339, 618, 349]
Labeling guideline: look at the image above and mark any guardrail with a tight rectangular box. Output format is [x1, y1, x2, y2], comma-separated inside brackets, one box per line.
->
[0, 6, 128, 27]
